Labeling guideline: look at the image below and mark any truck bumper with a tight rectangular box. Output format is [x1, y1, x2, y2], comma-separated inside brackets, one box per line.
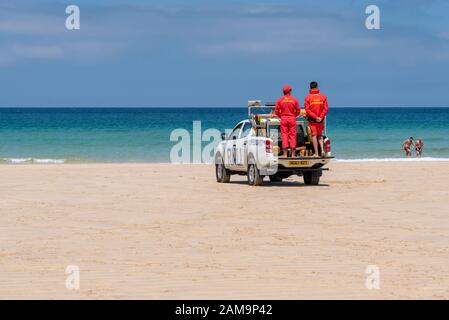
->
[259, 167, 279, 176]
[259, 156, 333, 176]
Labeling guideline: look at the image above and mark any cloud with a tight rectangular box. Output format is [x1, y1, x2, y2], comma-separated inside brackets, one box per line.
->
[0, 44, 63, 63]
[438, 32, 449, 40]
[194, 14, 380, 56]
[0, 1, 128, 65]
[0, 41, 123, 65]
[0, 0, 448, 67]
[0, 13, 63, 35]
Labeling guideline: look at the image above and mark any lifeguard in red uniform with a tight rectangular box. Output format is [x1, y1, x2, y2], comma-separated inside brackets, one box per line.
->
[304, 81, 328, 157]
[275, 85, 301, 157]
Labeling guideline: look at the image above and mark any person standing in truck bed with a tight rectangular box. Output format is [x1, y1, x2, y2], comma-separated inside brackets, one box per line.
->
[304, 81, 329, 157]
[275, 85, 301, 158]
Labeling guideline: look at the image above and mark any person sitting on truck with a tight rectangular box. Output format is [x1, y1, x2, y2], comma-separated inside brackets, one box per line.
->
[274, 85, 301, 157]
[304, 81, 329, 157]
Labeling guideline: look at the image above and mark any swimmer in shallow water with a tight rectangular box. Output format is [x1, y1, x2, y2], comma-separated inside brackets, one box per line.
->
[402, 137, 414, 157]
[415, 138, 424, 157]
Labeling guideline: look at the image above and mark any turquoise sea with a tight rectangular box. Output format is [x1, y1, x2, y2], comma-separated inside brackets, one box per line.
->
[0, 107, 448, 163]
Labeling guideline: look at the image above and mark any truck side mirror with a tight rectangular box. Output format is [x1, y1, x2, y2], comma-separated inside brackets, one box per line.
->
[221, 132, 226, 140]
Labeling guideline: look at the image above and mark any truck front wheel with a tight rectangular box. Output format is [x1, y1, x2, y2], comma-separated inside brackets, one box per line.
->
[216, 159, 231, 183]
[248, 163, 264, 186]
[303, 171, 321, 185]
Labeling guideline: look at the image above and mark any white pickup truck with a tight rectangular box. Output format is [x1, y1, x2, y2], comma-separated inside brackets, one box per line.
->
[214, 102, 333, 186]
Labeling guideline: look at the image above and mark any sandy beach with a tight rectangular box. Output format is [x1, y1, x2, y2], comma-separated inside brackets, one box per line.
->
[0, 161, 448, 299]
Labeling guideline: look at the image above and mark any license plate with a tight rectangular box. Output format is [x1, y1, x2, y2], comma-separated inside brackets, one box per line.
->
[289, 160, 309, 166]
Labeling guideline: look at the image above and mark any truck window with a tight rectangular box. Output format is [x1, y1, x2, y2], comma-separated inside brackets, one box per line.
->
[241, 122, 252, 138]
[229, 123, 243, 140]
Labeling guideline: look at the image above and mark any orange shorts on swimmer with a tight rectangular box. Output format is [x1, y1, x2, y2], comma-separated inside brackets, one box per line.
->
[309, 122, 324, 136]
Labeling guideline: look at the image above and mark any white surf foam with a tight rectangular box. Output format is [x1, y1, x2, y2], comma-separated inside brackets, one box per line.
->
[335, 157, 449, 162]
[2, 158, 66, 164]
[4, 158, 33, 163]
[33, 159, 65, 164]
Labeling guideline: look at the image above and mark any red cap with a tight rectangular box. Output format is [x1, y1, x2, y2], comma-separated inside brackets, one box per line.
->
[283, 85, 292, 94]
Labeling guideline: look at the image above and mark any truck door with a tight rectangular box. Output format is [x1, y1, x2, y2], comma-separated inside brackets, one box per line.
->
[224, 123, 243, 170]
[236, 121, 253, 170]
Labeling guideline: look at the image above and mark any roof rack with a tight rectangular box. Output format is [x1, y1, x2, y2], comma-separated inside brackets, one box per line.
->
[247, 100, 311, 131]
[248, 100, 310, 117]
[247, 100, 276, 118]
[247, 100, 328, 137]
[247, 101, 277, 129]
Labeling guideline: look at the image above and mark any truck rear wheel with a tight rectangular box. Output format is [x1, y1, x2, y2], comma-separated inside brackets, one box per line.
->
[303, 171, 321, 185]
[248, 163, 264, 186]
[216, 159, 231, 183]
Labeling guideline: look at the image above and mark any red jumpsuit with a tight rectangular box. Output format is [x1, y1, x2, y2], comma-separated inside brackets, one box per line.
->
[275, 94, 301, 149]
[304, 88, 328, 136]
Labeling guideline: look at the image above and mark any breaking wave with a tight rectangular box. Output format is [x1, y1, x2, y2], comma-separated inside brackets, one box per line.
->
[335, 157, 449, 162]
[1, 158, 66, 164]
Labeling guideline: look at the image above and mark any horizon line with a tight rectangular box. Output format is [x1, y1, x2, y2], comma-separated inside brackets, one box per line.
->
[1, 106, 449, 109]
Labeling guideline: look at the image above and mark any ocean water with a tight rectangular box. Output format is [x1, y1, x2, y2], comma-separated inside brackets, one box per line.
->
[0, 107, 448, 163]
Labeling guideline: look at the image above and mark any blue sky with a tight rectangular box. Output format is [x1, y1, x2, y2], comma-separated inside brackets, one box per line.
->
[0, 0, 448, 107]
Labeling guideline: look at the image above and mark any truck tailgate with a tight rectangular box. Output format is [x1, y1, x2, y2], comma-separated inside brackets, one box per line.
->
[278, 157, 333, 168]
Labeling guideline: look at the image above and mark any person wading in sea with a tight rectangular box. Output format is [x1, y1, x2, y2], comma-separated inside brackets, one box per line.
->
[402, 137, 414, 157]
[415, 138, 424, 157]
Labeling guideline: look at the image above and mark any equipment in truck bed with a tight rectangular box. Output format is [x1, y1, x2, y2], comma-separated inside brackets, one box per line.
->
[248, 100, 324, 136]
